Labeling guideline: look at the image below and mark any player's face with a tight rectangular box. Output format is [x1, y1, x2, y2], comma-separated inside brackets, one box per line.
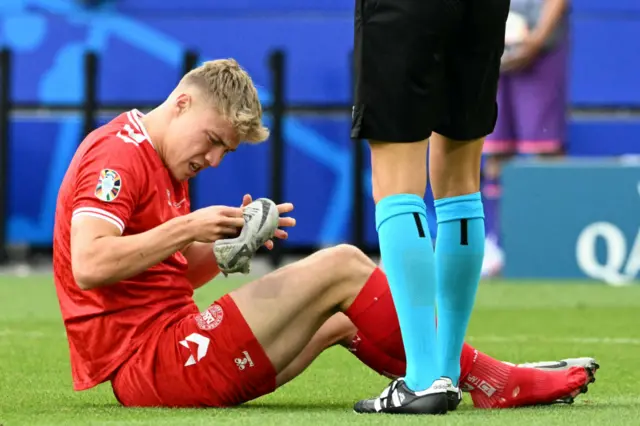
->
[165, 94, 240, 181]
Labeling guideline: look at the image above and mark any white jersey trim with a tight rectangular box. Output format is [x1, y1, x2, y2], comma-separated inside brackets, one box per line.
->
[72, 207, 125, 234]
[129, 109, 154, 149]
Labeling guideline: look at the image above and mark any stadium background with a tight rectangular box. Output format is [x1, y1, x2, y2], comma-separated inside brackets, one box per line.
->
[0, 0, 639, 282]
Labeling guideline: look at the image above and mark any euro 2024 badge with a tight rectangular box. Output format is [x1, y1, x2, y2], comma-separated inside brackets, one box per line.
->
[95, 169, 122, 202]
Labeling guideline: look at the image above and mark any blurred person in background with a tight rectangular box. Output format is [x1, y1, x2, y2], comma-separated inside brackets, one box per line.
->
[482, 0, 570, 277]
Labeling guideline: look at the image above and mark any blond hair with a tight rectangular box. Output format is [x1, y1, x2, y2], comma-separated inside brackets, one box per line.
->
[181, 59, 269, 144]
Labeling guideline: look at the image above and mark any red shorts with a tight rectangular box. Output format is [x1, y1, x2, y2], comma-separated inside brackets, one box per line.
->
[111, 295, 277, 407]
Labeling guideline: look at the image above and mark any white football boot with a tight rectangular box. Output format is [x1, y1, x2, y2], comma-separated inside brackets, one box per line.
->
[214, 198, 279, 275]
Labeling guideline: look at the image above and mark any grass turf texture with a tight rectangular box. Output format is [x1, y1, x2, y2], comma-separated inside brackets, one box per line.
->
[1, 275, 640, 425]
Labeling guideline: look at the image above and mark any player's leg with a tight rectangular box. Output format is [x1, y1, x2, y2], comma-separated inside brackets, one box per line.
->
[343, 332, 598, 408]
[272, 307, 598, 410]
[112, 244, 396, 408]
[274, 312, 405, 388]
[232, 245, 436, 386]
[429, 0, 509, 394]
[339, 320, 598, 409]
[229, 245, 378, 376]
[274, 313, 356, 386]
[350, 0, 464, 414]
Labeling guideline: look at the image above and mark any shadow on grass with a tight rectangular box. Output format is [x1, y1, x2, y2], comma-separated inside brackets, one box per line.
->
[32, 398, 629, 416]
[237, 401, 352, 412]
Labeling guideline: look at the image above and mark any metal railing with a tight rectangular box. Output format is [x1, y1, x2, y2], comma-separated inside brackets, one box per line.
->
[0, 48, 372, 267]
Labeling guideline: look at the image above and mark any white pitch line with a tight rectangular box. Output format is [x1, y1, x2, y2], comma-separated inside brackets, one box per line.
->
[0, 330, 49, 338]
[468, 335, 640, 345]
[1, 329, 640, 345]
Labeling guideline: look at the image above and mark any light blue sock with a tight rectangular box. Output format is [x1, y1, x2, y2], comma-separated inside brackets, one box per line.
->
[435, 192, 485, 385]
[376, 194, 437, 392]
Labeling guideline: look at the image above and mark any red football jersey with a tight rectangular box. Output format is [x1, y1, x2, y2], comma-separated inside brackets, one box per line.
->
[53, 109, 197, 391]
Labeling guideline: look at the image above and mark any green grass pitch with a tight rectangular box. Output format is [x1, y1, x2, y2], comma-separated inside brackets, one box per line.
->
[2, 275, 640, 425]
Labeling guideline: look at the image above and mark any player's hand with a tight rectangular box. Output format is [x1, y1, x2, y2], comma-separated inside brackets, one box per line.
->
[501, 37, 543, 73]
[188, 205, 245, 244]
[241, 194, 296, 250]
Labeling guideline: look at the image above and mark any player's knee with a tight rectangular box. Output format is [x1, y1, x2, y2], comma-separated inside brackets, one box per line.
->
[331, 244, 374, 269]
[306, 245, 376, 309]
[318, 313, 358, 350]
[324, 244, 376, 286]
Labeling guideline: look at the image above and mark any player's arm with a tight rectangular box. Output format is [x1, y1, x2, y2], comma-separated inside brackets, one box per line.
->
[71, 214, 197, 290]
[70, 140, 199, 290]
[72, 205, 245, 290]
[530, 0, 568, 47]
[181, 242, 221, 289]
[70, 137, 244, 290]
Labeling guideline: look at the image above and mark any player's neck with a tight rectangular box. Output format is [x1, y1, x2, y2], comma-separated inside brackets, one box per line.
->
[139, 108, 169, 166]
[138, 111, 157, 149]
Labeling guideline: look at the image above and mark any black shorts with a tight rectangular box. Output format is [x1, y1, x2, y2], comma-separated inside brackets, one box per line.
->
[351, 0, 510, 142]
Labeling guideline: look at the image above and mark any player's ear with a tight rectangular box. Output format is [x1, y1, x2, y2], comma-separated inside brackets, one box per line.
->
[175, 93, 191, 116]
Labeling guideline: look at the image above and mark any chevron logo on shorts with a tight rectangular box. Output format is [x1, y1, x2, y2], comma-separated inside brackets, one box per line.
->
[179, 333, 210, 367]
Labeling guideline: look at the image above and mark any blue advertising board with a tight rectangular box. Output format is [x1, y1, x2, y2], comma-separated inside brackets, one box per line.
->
[501, 159, 640, 283]
[2, 0, 640, 251]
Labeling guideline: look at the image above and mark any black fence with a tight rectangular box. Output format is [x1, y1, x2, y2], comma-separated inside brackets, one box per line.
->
[0, 48, 372, 267]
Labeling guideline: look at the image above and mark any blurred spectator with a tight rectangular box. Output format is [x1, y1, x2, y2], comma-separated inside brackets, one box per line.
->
[482, 0, 570, 277]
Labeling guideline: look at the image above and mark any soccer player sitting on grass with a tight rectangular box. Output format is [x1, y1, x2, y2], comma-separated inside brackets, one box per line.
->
[53, 58, 598, 410]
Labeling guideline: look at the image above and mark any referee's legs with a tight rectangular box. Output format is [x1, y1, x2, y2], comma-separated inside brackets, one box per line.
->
[429, 134, 486, 388]
[351, 0, 461, 414]
[369, 140, 439, 393]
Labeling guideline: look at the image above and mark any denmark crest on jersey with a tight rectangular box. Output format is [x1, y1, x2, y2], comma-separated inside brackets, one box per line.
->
[95, 169, 122, 202]
[195, 304, 224, 331]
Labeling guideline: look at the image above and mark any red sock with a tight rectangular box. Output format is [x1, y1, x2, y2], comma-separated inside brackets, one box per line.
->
[348, 331, 477, 381]
[345, 268, 478, 383]
[348, 332, 405, 378]
[463, 351, 591, 409]
[459, 343, 476, 383]
[344, 268, 590, 407]
[345, 268, 405, 360]
[347, 331, 590, 409]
